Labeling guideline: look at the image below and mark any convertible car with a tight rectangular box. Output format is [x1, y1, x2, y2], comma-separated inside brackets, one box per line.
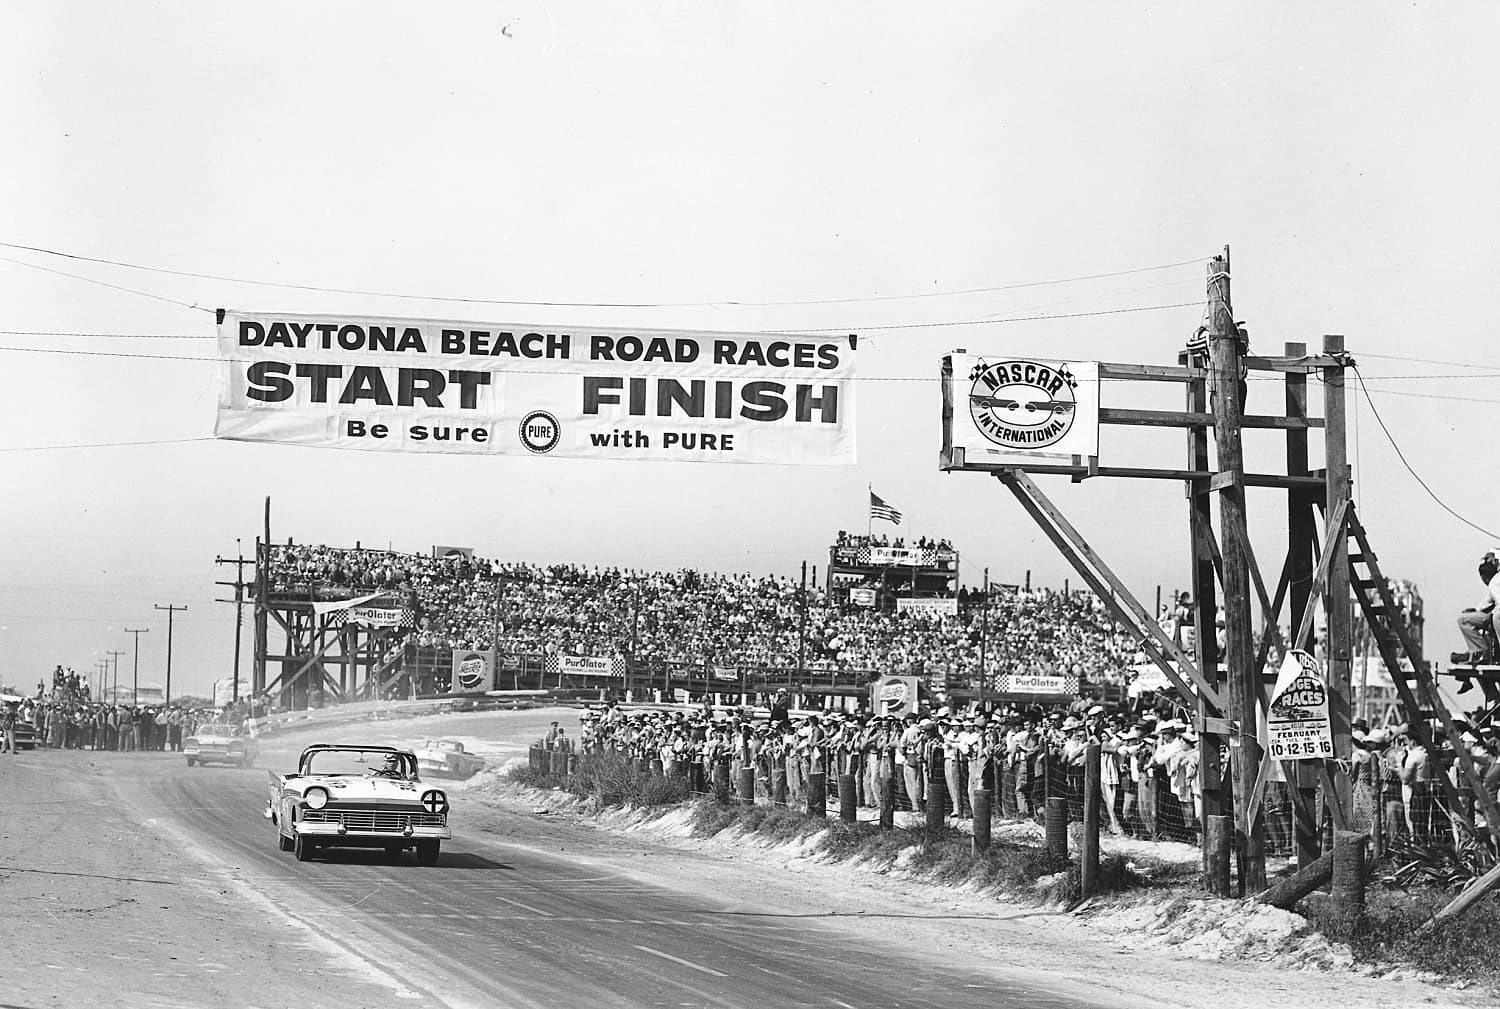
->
[184, 723, 258, 767]
[414, 738, 486, 780]
[265, 744, 451, 865]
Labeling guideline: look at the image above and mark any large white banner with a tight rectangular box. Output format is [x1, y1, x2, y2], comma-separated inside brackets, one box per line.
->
[945, 355, 1099, 461]
[215, 312, 857, 465]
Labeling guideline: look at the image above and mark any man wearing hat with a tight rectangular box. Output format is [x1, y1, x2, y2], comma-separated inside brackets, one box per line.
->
[899, 716, 929, 814]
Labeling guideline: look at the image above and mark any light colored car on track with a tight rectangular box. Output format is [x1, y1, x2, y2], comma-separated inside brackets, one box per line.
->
[265, 744, 451, 865]
[415, 738, 486, 780]
[184, 723, 258, 767]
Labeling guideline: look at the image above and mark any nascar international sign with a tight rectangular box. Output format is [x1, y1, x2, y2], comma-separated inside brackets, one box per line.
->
[942, 354, 1100, 462]
[215, 312, 857, 465]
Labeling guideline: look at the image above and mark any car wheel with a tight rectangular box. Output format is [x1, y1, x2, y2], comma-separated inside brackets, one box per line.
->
[278, 828, 294, 852]
[415, 840, 440, 866]
[293, 832, 317, 862]
[186, 757, 196, 767]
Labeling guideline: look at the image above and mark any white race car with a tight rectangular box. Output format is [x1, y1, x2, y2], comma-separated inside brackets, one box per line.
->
[415, 738, 486, 780]
[265, 744, 451, 865]
[184, 723, 258, 768]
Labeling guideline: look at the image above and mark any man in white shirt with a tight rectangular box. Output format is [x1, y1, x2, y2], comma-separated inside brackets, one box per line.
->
[1454, 549, 1500, 665]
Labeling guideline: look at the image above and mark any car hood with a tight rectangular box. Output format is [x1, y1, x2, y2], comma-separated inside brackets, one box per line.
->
[285, 776, 434, 804]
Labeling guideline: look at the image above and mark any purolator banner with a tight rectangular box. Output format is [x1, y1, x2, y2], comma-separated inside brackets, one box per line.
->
[215, 311, 857, 465]
[943, 355, 1100, 462]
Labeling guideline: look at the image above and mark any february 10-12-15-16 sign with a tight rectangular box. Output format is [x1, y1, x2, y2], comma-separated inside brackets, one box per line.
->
[214, 311, 857, 464]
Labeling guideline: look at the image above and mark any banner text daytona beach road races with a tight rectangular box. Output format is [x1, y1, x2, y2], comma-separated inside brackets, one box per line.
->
[214, 312, 857, 464]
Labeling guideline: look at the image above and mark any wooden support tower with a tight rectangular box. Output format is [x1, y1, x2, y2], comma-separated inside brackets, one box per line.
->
[942, 245, 1497, 918]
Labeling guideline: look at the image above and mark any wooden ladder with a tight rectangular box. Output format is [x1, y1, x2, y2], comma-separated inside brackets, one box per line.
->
[1345, 505, 1500, 850]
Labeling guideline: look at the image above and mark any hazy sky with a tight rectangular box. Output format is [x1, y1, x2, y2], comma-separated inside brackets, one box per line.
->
[2, 3, 1496, 698]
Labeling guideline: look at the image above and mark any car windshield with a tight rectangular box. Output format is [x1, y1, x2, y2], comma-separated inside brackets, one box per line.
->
[303, 750, 413, 778]
[199, 724, 237, 737]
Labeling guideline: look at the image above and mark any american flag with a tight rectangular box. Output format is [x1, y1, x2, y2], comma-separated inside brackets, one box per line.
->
[869, 491, 902, 525]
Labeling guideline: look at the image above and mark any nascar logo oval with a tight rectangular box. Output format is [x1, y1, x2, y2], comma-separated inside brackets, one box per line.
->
[968, 360, 1079, 450]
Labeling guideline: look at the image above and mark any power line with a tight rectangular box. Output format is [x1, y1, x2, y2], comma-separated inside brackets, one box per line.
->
[0, 239, 1211, 309]
[0, 436, 212, 453]
[0, 255, 208, 312]
[1350, 364, 1500, 539]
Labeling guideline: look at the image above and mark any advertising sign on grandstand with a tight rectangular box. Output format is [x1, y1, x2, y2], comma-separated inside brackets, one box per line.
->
[872, 675, 919, 717]
[896, 597, 959, 617]
[215, 312, 857, 465]
[545, 655, 625, 678]
[996, 672, 1077, 700]
[450, 650, 495, 693]
[711, 665, 739, 681]
[943, 355, 1100, 462]
[433, 545, 474, 559]
[1266, 649, 1334, 760]
[850, 587, 877, 607]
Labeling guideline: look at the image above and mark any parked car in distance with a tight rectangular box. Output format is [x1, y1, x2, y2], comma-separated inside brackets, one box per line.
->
[415, 738, 485, 780]
[184, 723, 259, 767]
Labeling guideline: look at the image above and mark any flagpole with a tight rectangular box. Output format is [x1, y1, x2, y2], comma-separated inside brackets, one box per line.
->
[867, 483, 872, 540]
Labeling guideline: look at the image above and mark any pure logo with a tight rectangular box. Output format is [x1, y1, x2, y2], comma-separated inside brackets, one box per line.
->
[967, 360, 1079, 450]
[518, 410, 560, 454]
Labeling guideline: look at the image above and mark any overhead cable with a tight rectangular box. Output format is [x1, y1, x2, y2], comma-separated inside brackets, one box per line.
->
[0, 239, 1211, 308]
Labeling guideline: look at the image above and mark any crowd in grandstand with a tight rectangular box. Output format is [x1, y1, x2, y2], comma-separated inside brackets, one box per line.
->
[265, 543, 1146, 687]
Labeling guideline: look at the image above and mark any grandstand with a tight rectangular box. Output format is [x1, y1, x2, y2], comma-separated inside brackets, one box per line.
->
[252, 536, 1148, 707]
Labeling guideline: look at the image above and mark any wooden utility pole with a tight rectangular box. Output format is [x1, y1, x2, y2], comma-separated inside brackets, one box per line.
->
[1206, 248, 1266, 892]
[1187, 321, 1224, 877]
[216, 544, 253, 705]
[155, 604, 187, 705]
[978, 567, 989, 709]
[1285, 341, 1321, 867]
[1322, 334, 1354, 817]
[106, 650, 125, 703]
[124, 627, 149, 705]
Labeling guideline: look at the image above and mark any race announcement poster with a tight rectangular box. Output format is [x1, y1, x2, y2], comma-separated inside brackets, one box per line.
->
[215, 312, 857, 465]
[944, 355, 1100, 461]
[1266, 649, 1335, 761]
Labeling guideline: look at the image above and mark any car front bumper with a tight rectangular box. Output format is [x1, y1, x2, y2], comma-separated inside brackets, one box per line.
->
[294, 822, 451, 840]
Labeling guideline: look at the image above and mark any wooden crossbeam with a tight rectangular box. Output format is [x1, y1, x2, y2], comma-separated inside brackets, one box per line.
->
[1000, 468, 1226, 712]
[1292, 500, 1350, 652]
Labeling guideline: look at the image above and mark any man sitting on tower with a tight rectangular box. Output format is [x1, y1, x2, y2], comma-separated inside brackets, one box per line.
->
[1452, 548, 1500, 668]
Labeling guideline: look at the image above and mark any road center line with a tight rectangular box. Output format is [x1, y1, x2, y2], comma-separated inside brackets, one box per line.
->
[491, 894, 554, 917]
[631, 944, 728, 978]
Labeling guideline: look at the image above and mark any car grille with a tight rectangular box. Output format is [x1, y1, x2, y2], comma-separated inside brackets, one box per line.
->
[302, 807, 446, 830]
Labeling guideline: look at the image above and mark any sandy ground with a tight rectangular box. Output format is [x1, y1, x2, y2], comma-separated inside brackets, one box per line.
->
[0, 706, 1487, 1009]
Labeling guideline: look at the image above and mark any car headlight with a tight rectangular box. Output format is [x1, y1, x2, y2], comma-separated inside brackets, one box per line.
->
[304, 787, 330, 810]
[420, 789, 449, 814]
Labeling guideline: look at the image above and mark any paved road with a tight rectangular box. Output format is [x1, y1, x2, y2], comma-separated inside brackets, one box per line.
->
[131, 731, 1107, 1009]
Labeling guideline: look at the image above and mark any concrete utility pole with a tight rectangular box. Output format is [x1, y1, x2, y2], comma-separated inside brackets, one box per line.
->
[216, 543, 254, 705]
[155, 604, 187, 705]
[1206, 247, 1266, 893]
[125, 627, 149, 705]
[106, 650, 125, 703]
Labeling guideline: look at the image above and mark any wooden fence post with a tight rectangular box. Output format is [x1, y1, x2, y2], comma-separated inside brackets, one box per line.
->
[972, 788, 992, 854]
[1082, 744, 1101, 898]
[1046, 796, 1069, 858]
[879, 777, 895, 830]
[838, 774, 857, 823]
[1207, 815, 1233, 897]
[737, 766, 756, 807]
